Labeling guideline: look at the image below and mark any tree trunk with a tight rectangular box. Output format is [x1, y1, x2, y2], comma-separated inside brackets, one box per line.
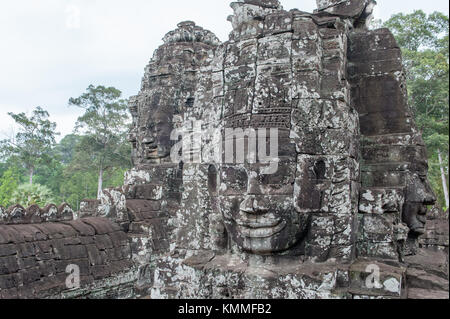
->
[438, 149, 449, 208]
[97, 167, 103, 199]
[29, 167, 34, 185]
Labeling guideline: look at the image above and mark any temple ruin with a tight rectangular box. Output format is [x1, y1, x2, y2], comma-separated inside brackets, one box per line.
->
[0, 0, 448, 299]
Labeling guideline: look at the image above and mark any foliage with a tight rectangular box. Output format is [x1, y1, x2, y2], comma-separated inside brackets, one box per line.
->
[0, 106, 59, 184]
[54, 134, 83, 165]
[10, 183, 55, 207]
[69, 85, 131, 197]
[0, 86, 131, 209]
[60, 169, 98, 211]
[0, 166, 22, 207]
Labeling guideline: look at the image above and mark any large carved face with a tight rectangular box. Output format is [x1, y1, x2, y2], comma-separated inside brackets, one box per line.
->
[228, 3, 260, 30]
[227, 1, 279, 31]
[403, 172, 436, 235]
[138, 106, 174, 163]
[218, 155, 309, 255]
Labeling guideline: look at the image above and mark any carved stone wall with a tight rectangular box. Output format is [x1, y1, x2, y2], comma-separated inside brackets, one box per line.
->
[348, 28, 437, 261]
[0, 0, 448, 300]
[0, 204, 135, 299]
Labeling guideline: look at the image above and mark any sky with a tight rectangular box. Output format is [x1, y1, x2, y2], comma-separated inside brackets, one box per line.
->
[0, 0, 448, 141]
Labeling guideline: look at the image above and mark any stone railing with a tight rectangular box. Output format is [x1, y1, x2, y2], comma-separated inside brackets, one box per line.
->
[0, 203, 75, 225]
[0, 203, 137, 299]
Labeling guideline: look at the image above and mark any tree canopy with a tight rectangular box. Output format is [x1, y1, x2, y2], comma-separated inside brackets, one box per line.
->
[0, 106, 59, 185]
[0, 86, 132, 210]
[69, 85, 131, 198]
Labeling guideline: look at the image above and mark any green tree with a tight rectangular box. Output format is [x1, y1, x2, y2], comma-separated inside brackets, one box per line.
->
[69, 85, 131, 198]
[60, 169, 98, 210]
[0, 106, 59, 185]
[0, 166, 22, 207]
[54, 134, 83, 165]
[11, 183, 55, 207]
[0, 162, 8, 177]
[33, 157, 65, 204]
[384, 11, 449, 208]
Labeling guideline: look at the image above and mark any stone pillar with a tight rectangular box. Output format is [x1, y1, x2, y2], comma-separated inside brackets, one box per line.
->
[348, 28, 437, 261]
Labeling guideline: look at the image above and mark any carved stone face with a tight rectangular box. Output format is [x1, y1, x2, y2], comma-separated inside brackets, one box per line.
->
[218, 158, 309, 254]
[138, 106, 174, 163]
[227, 2, 276, 30]
[403, 172, 436, 235]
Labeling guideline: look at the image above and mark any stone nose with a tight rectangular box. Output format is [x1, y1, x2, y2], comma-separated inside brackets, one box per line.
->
[127, 133, 137, 142]
[424, 191, 437, 206]
[247, 175, 262, 195]
[240, 197, 255, 213]
[142, 135, 155, 144]
[423, 180, 437, 205]
[239, 196, 269, 214]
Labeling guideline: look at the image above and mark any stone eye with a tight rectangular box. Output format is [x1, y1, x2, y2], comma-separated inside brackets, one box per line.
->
[222, 168, 248, 191]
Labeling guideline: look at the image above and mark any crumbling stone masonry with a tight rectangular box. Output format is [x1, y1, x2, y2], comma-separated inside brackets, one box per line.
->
[0, 0, 448, 299]
[0, 204, 135, 298]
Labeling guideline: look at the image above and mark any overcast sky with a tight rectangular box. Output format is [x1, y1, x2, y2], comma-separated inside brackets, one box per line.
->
[0, 0, 448, 141]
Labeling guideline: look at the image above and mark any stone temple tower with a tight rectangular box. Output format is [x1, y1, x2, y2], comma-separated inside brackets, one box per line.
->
[0, 0, 447, 300]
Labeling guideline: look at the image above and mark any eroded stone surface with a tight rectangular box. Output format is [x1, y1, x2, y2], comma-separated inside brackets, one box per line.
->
[0, 0, 447, 299]
[0, 217, 134, 299]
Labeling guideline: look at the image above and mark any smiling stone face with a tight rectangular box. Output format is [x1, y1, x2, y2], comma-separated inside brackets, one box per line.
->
[348, 27, 438, 260]
[218, 158, 309, 254]
[139, 106, 175, 164]
[403, 172, 437, 235]
[128, 21, 220, 167]
[215, 2, 360, 259]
